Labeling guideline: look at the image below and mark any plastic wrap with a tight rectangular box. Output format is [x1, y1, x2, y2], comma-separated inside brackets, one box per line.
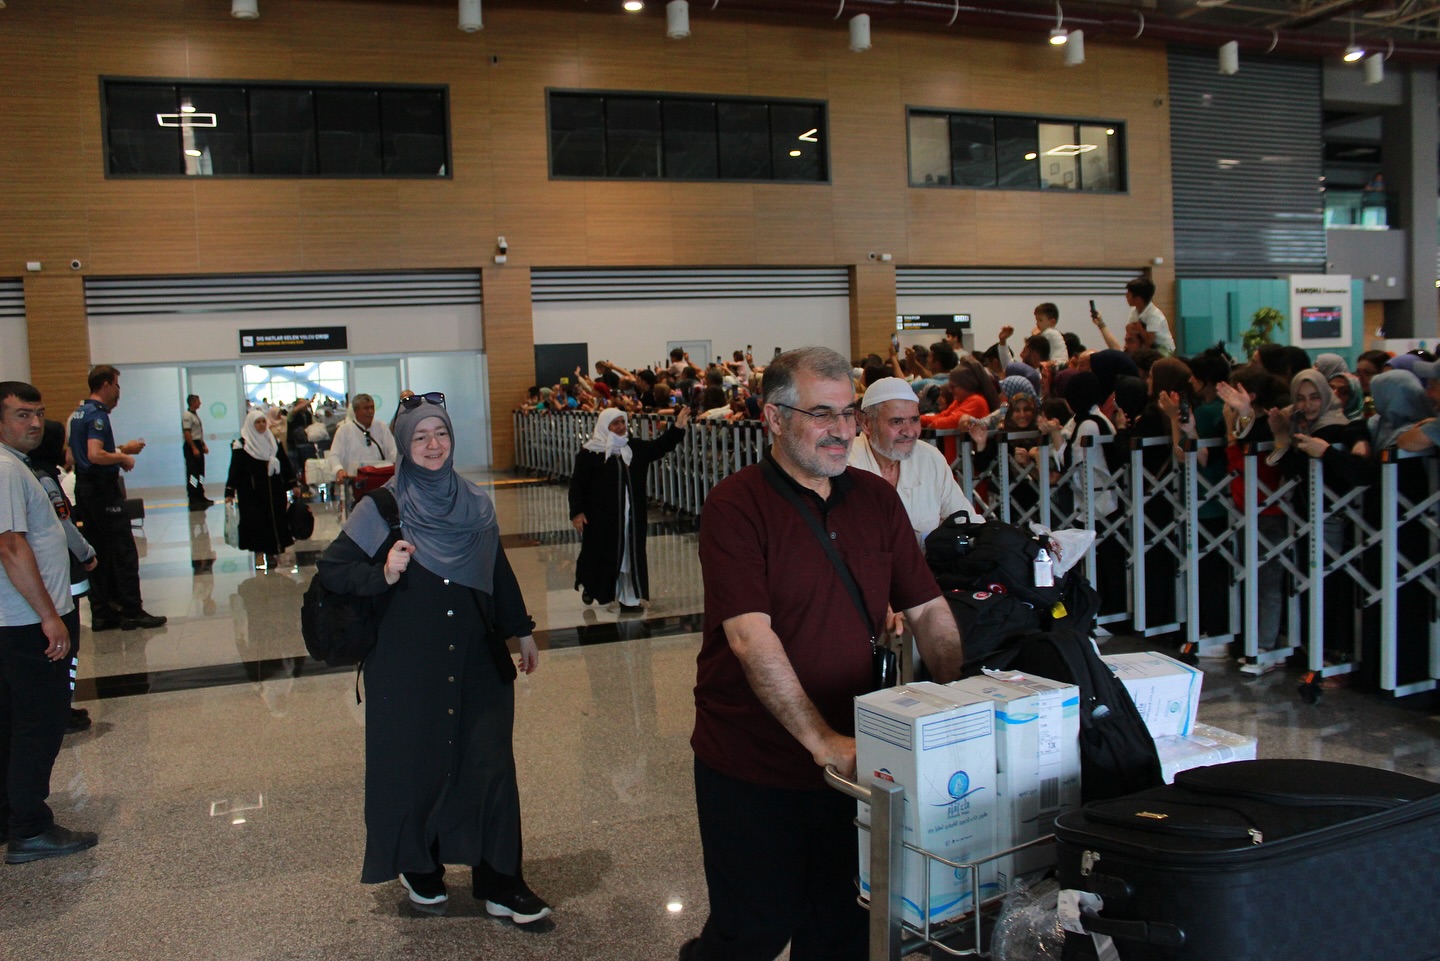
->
[990, 878, 1065, 961]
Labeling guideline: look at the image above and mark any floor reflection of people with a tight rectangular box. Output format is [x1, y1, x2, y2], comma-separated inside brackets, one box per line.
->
[230, 568, 305, 705]
[578, 639, 658, 805]
[189, 513, 217, 616]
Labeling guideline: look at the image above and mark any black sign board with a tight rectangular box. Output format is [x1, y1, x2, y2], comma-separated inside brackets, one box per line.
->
[238, 327, 348, 354]
[896, 313, 970, 330]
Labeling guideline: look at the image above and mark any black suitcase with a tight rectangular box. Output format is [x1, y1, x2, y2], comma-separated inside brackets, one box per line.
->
[1054, 759, 1440, 961]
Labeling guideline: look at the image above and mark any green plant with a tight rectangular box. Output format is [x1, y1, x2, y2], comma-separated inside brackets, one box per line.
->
[1242, 307, 1285, 356]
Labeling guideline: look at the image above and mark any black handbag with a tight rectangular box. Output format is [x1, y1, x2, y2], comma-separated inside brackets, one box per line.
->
[759, 459, 896, 689]
[287, 497, 315, 540]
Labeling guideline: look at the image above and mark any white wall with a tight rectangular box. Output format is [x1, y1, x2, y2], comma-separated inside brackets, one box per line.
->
[89, 304, 483, 366]
[0, 314, 29, 382]
[532, 296, 851, 370]
[895, 294, 1132, 357]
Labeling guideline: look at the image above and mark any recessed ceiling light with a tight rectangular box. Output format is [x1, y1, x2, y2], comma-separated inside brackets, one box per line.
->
[624, 0, 644, 10]
[1024, 152, 1038, 161]
[1105, 128, 1115, 135]
[185, 149, 203, 157]
[789, 150, 801, 157]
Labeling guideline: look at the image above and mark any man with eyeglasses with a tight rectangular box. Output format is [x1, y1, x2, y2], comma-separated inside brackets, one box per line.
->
[328, 393, 397, 484]
[684, 347, 963, 961]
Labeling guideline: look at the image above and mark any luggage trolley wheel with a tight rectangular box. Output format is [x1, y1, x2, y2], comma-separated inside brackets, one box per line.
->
[1298, 671, 1323, 705]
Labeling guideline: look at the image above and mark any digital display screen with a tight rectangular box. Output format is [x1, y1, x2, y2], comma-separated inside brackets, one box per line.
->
[1300, 306, 1343, 341]
[897, 313, 970, 330]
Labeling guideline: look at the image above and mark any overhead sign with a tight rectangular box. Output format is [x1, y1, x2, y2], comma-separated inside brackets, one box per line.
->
[238, 327, 348, 354]
[897, 313, 971, 330]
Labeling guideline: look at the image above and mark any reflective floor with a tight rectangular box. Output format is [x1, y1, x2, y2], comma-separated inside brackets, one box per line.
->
[3, 474, 1439, 961]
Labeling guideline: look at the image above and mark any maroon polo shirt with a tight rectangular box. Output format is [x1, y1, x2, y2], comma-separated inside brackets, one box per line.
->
[693, 452, 942, 791]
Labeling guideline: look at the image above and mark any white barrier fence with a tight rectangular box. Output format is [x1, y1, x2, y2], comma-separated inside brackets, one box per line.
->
[514, 410, 1440, 697]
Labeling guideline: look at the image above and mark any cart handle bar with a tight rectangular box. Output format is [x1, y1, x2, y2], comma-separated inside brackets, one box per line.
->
[824, 764, 872, 803]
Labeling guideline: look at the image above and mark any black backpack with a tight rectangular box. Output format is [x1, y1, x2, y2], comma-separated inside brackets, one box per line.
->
[924, 512, 1064, 611]
[944, 586, 1045, 675]
[300, 489, 400, 667]
[981, 627, 1164, 803]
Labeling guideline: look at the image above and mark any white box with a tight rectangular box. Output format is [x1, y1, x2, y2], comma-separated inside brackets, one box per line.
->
[947, 672, 1080, 892]
[1154, 723, 1257, 784]
[1101, 651, 1203, 738]
[855, 682, 998, 928]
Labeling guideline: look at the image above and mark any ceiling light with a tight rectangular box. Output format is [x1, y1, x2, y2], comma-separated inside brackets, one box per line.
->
[1105, 128, 1115, 135]
[1045, 144, 1097, 156]
[1219, 40, 1239, 75]
[180, 104, 197, 114]
[1050, 28, 1068, 45]
[849, 14, 871, 52]
[624, 1, 644, 11]
[458, 0, 483, 32]
[789, 150, 802, 157]
[666, 0, 689, 38]
[185, 149, 203, 157]
[231, 0, 259, 19]
[1344, 45, 1365, 62]
[798, 128, 818, 142]
[1024, 152, 1038, 161]
[1064, 29, 1085, 65]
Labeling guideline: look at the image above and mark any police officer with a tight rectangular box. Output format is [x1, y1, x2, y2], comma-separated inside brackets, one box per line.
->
[68, 366, 166, 632]
[0, 381, 99, 863]
[182, 393, 212, 511]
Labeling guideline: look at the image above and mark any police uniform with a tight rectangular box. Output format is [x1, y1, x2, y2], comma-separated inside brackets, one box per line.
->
[182, 407, 208, 508]
[68, 399, 145, 627]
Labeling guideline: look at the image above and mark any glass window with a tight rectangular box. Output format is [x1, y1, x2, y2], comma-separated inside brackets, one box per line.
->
[950, 115, 996, 188]
[249, 87, 317, 175]
[550, 94, 606, 177]
[1079, 123, 1124, 192]
[717, 102, 772, 180]
[605, 98, 662, 178]
[995, 116, 1039, 189]
[1038, 122, 1079, 191]
[770, 102, 825, 182]
[243, 361, 347, 409]
[663, 100, 718, 179]
[105, 83, 183, 175]
[316, 89, 382, 175]
[178, 85, 250, 175]
[381, 89, 447, 176]
[908, 113, 950, 186]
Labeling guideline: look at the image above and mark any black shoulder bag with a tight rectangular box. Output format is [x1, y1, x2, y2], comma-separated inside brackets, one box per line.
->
[760, 459, 897, 689]
[300, 488, 402, 669]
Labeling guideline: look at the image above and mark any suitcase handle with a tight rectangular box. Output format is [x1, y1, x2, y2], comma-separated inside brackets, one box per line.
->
[1082, 915, 1186, 949]
[1084, 872, 1134, 905]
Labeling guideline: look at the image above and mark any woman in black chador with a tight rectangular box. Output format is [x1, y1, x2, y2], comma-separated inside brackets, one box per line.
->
[226, 409, 297, 569]
[569, 406, 690, 612]
[317, 395, 548, 923]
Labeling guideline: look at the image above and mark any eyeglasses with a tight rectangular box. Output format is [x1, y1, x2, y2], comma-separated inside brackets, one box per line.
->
[397, 391, 446, 414]
[773, 403, 859, 429]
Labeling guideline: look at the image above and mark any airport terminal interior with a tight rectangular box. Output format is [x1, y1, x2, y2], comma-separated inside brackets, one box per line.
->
[0, 482, 1438, 960]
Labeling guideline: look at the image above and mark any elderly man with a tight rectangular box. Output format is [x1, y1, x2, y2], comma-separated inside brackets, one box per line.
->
[848, 377, 982, 546]
[684, 348, 963, 961]
[328, 393, 396, 482]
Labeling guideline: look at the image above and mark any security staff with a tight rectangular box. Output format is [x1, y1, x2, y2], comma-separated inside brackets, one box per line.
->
[68, 366, 165, 632]
[0, 381, 98, 864]
[182, 393, 211, 511]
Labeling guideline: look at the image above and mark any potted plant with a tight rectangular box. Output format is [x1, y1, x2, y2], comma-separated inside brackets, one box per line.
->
[1242, 307, 1285, 356]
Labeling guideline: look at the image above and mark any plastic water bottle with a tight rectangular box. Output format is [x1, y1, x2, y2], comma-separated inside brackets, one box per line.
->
[1033, 548, 1054, 588]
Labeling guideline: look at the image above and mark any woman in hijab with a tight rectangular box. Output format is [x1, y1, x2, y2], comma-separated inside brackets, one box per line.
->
[1267, 369, 1371, 479]
[1369, 369, 1433, 451]
[1088, 348, 1140, 402]
[226, 408, 297, 569]
[570, 406, 691, 613]
[317, 396, 548, 921]
[1314, 353, 1349, 381]
[1330, 372, 1364, 422]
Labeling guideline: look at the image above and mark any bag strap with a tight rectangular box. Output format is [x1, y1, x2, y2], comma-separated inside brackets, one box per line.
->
[759, 458, 876, 643]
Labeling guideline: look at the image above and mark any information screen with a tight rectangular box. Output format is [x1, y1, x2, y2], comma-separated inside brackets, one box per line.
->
[1299, 306, 1343, 341]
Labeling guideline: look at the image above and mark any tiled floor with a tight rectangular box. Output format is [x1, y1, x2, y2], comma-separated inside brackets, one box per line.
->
[2, 475, 1439, 961]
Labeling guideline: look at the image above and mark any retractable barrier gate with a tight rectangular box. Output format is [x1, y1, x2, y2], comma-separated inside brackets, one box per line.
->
[515, 411, 1440, 697]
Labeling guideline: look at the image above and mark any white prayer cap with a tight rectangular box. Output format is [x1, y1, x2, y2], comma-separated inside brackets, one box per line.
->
[861, 377, 920, 410]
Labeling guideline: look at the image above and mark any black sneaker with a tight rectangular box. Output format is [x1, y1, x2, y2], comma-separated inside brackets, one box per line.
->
[65, 709, 92, 735]
[121, 610, 167, 631]
[484, 879, 552, 925]
[400, 870, 448, 912]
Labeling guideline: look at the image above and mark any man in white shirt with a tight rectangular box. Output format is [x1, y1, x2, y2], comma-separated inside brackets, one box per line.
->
[847, 377, 982, 547]
[0, 381, 98, 863]
[327, 394, 396, 482]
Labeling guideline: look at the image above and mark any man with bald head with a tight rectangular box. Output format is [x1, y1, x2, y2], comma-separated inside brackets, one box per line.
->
[848, 377, 982, 547]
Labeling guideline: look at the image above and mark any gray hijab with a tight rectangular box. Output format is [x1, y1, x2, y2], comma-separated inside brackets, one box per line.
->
[1369, 369, 1433, 451]
[342, 400, 499, 592]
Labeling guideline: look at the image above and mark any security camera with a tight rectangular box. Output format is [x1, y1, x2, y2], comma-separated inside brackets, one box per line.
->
[69, 259, 82, 270]
[496, 235, 508, 253]
[867, 252, 878, 261]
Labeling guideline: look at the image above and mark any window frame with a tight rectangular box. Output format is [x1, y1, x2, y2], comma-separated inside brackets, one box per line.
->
[905, 106, 1128, 195]
[545, 87, 831, 185]
[99, 76, 453, 180]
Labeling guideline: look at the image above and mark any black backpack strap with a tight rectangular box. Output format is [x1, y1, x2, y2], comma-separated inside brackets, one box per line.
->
[352, 487, 402, 703]
[759, 458, 876, 643]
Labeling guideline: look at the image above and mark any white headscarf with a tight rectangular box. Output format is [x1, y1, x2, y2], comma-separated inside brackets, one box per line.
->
[582, 409, 632, 465]
[242, 409, 281, 475]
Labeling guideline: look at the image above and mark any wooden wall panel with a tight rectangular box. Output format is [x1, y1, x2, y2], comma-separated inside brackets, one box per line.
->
[24, 276, 91, 414]
[0, 0, 1180, 465]
[481, 266, 535, 469]
[850, 264, 898, 361]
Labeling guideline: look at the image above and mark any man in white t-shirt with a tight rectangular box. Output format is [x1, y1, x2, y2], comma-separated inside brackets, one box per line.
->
[328, 394, 396, 481]
[0, 381, 99, 863]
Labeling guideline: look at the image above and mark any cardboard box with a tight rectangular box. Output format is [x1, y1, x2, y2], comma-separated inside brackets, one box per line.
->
[1154, 723, 1258, 784]
[947, 672, 1080, 892]
[1101, 651, 1203, 738]
[855, 682, 998, 928]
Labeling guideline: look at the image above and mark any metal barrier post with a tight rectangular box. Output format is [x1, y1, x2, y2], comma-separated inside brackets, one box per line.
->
[1305, 456, 1326, 673]
[1181, 442, 1201, 651]
[1380, 453, 1400, 692]
[1241, 448, 1260, 660]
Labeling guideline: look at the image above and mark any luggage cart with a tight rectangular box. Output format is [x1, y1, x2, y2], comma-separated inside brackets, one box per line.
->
[824, 765, 1056, 961]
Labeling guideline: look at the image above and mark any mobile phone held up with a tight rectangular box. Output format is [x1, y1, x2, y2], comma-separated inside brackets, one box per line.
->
[1179, 398, 1191, 426]
[1089, 299, 1098, 319]
[890, 333, 900, 352]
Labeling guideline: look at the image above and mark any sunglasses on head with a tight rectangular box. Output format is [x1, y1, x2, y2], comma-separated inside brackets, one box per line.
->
[397, 391, 446, 414]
